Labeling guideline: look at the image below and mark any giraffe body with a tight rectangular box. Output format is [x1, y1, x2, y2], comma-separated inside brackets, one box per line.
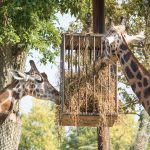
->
[101, 18, 150, 115]
[116, 39, 150, 113]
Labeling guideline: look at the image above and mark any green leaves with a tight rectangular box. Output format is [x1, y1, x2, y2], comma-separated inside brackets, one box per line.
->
[110, 115, 138, 150]
[19, 99, 60, 150]
[0, 0, 83, 64]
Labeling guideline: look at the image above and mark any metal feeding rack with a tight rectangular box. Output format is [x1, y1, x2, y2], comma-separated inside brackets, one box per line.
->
[59, 33, 118, 127]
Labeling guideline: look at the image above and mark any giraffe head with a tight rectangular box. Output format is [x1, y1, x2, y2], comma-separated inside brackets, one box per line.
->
[102, 17, 145, 62]
[11, 60, 60, 104]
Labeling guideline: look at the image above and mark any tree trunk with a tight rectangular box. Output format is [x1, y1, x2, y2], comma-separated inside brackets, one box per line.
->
[133, 110, 150, 150]
[0, 44, 27, 150]
[0, 45, 26, 89]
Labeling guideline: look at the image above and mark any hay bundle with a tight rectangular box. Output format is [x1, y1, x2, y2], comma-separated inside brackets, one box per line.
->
[64, 61, 116, 115]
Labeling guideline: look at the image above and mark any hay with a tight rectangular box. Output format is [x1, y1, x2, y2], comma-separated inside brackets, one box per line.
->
[64, 62, 116, 114]
[62, 62, 117, 126]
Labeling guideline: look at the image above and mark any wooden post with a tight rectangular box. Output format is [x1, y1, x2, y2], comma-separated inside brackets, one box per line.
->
[92, 0, 105, 33]
[97, 127, 103, 150]
[92, 0, 110, 150]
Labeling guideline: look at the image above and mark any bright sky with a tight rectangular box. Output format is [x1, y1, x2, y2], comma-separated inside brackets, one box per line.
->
[20, 13, 75, 113]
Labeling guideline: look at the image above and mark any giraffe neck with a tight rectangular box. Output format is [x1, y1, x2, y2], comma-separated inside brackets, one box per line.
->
[117, 41, 150, 115]
[0, 80, 19, 113]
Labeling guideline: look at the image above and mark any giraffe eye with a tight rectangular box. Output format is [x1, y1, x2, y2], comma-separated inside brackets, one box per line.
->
[33, 74, 43, 83]
[35, 79, 43, 83]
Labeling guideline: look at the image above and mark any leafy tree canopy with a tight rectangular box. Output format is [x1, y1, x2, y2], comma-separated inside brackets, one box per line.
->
[0, 0, 88, 63]
[0, 0, 149, 64]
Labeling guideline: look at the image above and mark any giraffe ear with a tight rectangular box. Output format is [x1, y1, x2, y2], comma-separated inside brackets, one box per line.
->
[11, 71, 27, 81]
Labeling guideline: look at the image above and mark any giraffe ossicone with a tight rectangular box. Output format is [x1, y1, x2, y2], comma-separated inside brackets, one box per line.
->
[0, 60, 60, 114]
[102, 17, 150, 115]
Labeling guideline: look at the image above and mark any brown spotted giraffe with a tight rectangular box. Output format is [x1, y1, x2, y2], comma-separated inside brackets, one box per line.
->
[0, 60, 60, 114]
[100, 17, 150, 115]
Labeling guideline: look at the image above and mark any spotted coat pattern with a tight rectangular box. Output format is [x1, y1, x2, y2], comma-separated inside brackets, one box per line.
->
[101, 22, 150, 115]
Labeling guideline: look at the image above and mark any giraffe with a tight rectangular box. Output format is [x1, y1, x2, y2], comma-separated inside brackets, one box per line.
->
[0, 60, 60, 114]
[100, 17, 150, 115]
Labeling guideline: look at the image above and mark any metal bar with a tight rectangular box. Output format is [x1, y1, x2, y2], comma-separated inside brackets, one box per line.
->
[75, 50, 77, 72]
[100, 37, 103, 110]
[78, 36, 81, 113]
[115, 62, 118, 113]
[99, 37, 101, 57]
[89, 48, 92, 64]
[83, 37, 85, 71]
[60, 34, 65, 113]
[93, 36, 96, 112]
[68, 50, 70, 71]
[71, 36, 73, 79]
[85, 36, 88, 114]
[85, 36, 89, 75]
[69, 36, 73, 113]
[108, 63, 110, 112]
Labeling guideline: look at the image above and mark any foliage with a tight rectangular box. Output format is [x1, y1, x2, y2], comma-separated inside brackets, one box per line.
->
[0, 0, 87, 64]
[19, 99, 61, 150]
[110, 115, 138, 150]
[60, 127, 97, 150]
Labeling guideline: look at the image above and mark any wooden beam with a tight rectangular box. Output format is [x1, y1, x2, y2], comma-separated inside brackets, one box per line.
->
[59, 114, 118, 127]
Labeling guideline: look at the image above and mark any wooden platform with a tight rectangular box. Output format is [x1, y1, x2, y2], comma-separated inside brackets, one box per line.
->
[59, 113, 118, 127]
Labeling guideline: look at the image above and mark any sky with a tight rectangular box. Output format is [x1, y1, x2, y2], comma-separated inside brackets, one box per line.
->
[20, 13, 75, 113]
